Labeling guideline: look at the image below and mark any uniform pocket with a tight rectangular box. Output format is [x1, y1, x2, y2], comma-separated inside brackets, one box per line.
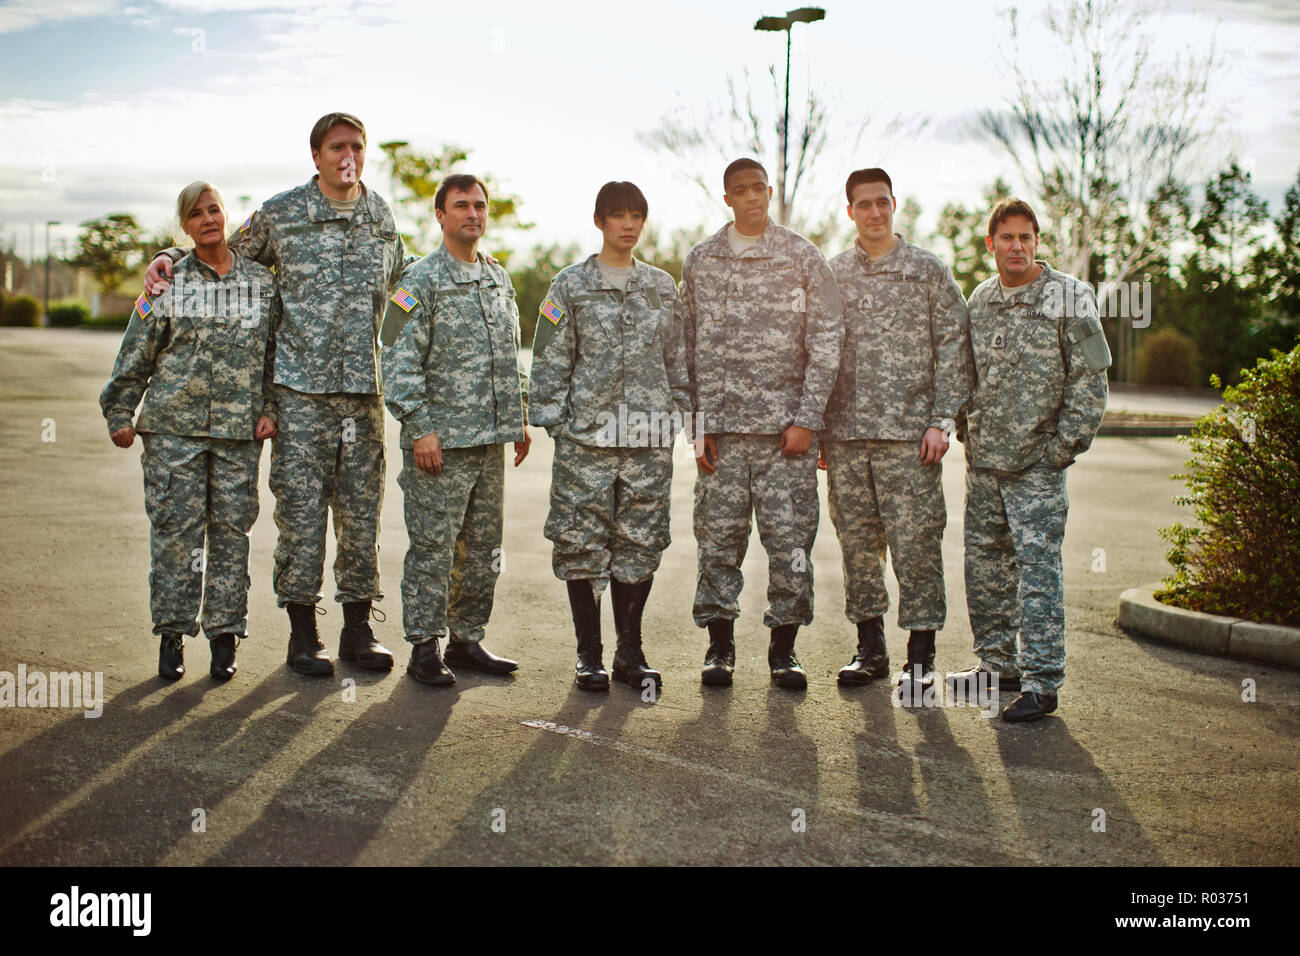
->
[142, 456, 175, 531]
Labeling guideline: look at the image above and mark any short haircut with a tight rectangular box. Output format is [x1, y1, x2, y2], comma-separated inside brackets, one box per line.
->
[988, 198, 1040, 237]
[310, 112, 366, 152]
[845, 168, 893, 202]
[723, 158, 768, 191]
[176, 181, 225, 226]
[435, 174, 490, 212]
[594, 181, 648, 222]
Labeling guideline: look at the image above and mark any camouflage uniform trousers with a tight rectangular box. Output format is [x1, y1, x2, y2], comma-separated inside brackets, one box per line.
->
[544, 435, 673, 591]
[964, 460, 1069, 694]
[825, 439, 946, 630]
[693, 433, 819, 629]
[139, 432, 262, 638]
[397, 443, 504, 645]
[269, 386, 385, 608]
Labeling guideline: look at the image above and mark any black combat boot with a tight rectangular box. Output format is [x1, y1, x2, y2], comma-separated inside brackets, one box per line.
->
[837, 615, 889, 685]
[338, 600, 394, 671]
[158, 632, 185, 680]
[286, 602, 333, 677]
[444, 639, 519, 674]
[209, 633, 238, 681]
[1001, 690, 1058, 722]
[768, 624, 807, 690]
[896, 628, 936, 705]
[701, 619, 735, 687]
[610, 577, 662, 692]
[566, 580, 609, 691]
[407, 638, 456, 686]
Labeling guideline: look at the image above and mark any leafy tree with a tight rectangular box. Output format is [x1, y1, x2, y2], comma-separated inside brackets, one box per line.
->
[70, 214, 144, 293]
[378, 141, 529, 259]
[930, 178, 1011, 297]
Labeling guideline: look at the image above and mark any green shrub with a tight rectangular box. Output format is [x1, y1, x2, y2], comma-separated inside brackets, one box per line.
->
[82, 312, 132, 330]
[1136, 327, 1200, 387]
[1156, 344, 1300, 626]
[46, 302, 91, 327]
[1, 294, 41, 327]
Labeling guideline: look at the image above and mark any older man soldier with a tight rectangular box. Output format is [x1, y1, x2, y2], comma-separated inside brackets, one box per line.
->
[145, 111, 409, 676]
[529, 181, 690, 692]
[380, 174, 530, 686]
[948, 198, 1111, 721]
[821, 168, 973, 701]
[678, 158, 845, 689]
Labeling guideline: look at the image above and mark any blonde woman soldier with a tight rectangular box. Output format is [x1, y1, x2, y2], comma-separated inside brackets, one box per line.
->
[100, 182, 280, 681]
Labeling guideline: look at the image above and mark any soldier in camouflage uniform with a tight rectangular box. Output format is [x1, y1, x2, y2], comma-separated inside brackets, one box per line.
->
[948, 198, 1111, 722]
[529, 181, 691, 693]
[102, 182, 278, 682]
[678, 159, 845, 689]
[821, 168, 974, 700]
[380, 174, 530, 687]
[146, 113, 409, 677]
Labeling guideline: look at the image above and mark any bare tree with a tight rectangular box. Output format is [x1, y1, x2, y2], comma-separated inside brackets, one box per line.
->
[638, 67, 925, 244]
[973, 0, 1221, 287]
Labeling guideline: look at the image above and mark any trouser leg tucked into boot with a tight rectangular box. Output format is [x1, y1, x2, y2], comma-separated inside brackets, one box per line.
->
[566, 579, 608, 691]
[286, 602, 333, 677]
[701, 618, 735, 687]
[837, 615, 889, 685]
[768, 624, 807, 689]
[338, 600, 394, 671]
[611, 577, 662, 691]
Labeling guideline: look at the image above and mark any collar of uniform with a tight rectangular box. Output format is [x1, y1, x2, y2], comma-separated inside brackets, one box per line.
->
[180, 247, 244, 282]
[853, 233, 907, 271]
[994, 259, 1052, 306]
[433, 243, 500, 287]
[702, 220, 780, 260]
[577, 253, 647, 292]
[306, 176, 373, 223]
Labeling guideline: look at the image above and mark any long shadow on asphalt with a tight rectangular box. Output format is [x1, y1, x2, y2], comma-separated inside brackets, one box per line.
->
[203, 672, 454, 865]
[0, 668, 339, 865]
[994, 718, 1164, 864]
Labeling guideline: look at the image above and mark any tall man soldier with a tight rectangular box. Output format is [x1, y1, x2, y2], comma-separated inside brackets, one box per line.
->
[145, 112, 409, 676]
[529, 181, 690, 693]
[948, 198, 1110, 722]
[380, 174, 530, 687]
[821, 168, 974, 698]
[679, 158, 844, 689]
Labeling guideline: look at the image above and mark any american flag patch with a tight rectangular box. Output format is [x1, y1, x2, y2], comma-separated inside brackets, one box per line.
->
[133, 294, 152, 320]
[541, 297, 564, 325]
[391, 287, 418, 312]
[240, 216, 252, 232]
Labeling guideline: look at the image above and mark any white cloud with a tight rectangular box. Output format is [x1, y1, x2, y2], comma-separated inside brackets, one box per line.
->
[0, 0, 119, 34]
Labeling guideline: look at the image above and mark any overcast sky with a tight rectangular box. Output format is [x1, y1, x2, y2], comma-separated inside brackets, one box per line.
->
[2, 0, 1297, 261]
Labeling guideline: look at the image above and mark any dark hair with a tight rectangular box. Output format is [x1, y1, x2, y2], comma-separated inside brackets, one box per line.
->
[310, 112, 366, 152]
[987, 198, 1040, 237]
[845, 167, 893, 202]
[435, 174, 490, 212]
[594, 181, 648, 222]
[723, 158, 768, 191]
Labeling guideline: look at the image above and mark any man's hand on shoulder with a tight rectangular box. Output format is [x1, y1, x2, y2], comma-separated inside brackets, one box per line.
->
[145, 255, 173, 295]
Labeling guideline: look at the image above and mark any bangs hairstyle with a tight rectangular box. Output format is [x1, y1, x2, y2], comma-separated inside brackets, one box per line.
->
[723, 157, 767, 191]
[435, 173, 490, 212]
[988, 198, 1040, 238]
[845, 167, 893, 202]
[309, 112, 366, 152]
[175, 180, 226, 229]
[594, 181, 648, 221]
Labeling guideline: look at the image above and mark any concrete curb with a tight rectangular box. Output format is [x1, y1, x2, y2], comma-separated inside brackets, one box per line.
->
[1097, 424, 1193, 437]
[1117, 587, 1300, 668]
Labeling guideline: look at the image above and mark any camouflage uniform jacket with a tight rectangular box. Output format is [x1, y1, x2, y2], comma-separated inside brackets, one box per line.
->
[380, 244, 527, 449]
[965, 262, 1111, 472]
[823, 237, 973, 441]
[100, 250, 279, 438]
[677, 221, 844, 435]
[164, 177, 409, 396]
[529, 255, 690, 447]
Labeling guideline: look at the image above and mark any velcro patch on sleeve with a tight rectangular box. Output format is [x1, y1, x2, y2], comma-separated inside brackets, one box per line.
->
[541, 297, 564, 325]
[391, 287, 419, 312]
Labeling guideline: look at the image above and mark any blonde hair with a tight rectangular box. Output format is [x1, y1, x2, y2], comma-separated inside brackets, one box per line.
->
[175, 181, 227, 245]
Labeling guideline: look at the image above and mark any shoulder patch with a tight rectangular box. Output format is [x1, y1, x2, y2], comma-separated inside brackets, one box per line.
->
[133, 294, 153, 320]
[391, 287, 419, 312]
[240, 216, 252, 233]
[541, 297, 564, 325]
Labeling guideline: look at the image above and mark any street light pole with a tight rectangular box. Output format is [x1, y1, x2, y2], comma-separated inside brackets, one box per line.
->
[44, 220, 59, 320]
[754, 7, 825, 226]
